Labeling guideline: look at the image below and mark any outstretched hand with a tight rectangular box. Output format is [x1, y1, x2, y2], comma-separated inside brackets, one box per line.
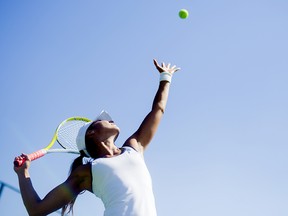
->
[153, 59, 181, 74]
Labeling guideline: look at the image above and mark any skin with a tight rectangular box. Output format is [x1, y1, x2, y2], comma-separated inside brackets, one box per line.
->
[14, 59, 180, 216]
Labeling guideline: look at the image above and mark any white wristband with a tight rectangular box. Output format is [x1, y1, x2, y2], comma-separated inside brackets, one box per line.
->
[160, 72, 172, 83]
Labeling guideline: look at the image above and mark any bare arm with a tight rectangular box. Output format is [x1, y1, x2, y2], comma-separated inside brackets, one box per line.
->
[14, 155, 91, 216]
[124, 59, 180, 153]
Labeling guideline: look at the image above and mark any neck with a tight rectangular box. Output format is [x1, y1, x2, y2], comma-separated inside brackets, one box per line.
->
[97, 137, 121, 158]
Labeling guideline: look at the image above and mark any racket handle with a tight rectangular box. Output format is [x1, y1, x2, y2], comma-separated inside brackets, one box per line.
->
[14, 150, 47, 167]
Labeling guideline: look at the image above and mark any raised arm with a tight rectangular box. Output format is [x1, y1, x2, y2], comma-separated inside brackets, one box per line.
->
[124, 59, 180, 153]
[14, 154, 91, 216]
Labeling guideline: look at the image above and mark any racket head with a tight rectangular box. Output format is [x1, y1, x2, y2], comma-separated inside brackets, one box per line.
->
[53, 117, 92, 151]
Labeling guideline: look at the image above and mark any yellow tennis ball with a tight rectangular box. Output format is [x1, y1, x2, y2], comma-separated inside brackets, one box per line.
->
[179, 9, 189, 19]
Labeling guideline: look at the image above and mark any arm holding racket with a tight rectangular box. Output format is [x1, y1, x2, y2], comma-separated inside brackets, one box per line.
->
[14, 156, 42, 215]
[14, 156, 90, 216]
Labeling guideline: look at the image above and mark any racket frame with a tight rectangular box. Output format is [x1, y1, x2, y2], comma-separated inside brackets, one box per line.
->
[14, 116, 91, 167]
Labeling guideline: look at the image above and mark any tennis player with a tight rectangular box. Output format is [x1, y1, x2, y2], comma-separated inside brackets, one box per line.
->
[14, 59, 180, 216]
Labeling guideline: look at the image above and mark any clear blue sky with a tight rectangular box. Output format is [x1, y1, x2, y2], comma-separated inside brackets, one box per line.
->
[1, 0, 287, 215]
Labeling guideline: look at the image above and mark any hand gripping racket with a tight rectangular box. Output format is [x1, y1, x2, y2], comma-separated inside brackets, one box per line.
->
[14, 117, 91, 167]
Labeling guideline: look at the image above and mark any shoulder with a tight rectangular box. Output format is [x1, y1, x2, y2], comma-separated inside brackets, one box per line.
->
[67, 164, 92, 193]
[123, 136, 144, 154]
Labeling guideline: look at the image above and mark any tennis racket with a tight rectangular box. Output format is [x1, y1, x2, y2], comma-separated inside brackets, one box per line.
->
[14, 117, 92, 167]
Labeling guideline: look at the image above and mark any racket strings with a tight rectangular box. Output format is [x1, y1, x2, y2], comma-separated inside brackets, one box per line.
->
[57, 120, 89, 150]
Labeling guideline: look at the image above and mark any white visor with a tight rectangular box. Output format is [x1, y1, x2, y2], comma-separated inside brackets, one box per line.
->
[76, 110, 113, 157]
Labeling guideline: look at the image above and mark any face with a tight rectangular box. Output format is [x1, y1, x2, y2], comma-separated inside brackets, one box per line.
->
[87, 120, 120, 141]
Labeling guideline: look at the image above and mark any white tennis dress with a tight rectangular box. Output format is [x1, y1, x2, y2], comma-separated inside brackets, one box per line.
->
[88, 146, 157, 216]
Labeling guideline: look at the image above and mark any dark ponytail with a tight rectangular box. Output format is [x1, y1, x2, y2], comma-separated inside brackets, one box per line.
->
[61, 151, 87, 215]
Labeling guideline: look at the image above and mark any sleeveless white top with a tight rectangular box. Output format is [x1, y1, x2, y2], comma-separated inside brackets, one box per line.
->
[89, 146, 157, 216]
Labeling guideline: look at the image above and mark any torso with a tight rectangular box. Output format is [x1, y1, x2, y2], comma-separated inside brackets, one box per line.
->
[89, 146, 157, 216]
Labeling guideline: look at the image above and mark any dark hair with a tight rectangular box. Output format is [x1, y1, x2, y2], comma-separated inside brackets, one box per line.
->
[85, 136, 98, 158]
[61, 151, 87, 215]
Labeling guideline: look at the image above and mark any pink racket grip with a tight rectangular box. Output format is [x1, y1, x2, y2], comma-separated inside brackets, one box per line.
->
[14, 150, 47, 167]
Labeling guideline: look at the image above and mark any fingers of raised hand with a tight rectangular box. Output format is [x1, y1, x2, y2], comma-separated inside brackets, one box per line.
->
[153, 59, 181, 73]
[153, 59, 164, 72]
[165, 63, 180, 74]
[172, 66, 181, 73]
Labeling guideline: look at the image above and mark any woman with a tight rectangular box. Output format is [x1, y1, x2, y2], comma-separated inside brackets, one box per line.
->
[14, 59, 180, 216]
